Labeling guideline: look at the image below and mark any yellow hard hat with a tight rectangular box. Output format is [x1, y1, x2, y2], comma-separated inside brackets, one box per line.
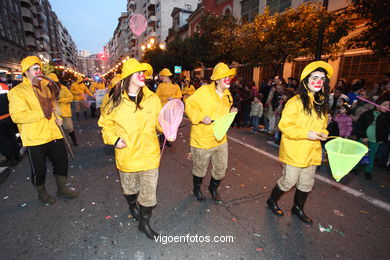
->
[300, 61, 333, 82]
[21, 56, 43, 73]
[47, 73, 59, 82]
[159, 68, 172, 77]
[184, 77, 190, 82]
[210, 62, 236, 81]
[121, 58, 153, 81]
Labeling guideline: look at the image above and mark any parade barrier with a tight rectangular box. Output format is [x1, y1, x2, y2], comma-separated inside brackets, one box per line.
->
[325, 137, 368, 182]
[213, 112, 237, 141]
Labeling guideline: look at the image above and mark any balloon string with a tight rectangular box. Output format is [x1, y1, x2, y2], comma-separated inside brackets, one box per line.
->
[357, 96, 390, 112]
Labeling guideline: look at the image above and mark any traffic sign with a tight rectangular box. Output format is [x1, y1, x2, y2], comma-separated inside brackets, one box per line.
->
[174, 66, 182, 74]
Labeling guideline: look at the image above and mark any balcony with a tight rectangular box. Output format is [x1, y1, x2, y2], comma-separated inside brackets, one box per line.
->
[23, 22, 34, 33]
[21, 7, 33, 19]
[147, 0, 156, 11]
[128, 0, 135, 8]
[25, 36, 37, 47]
[20, 0, 32, 7]
[148, 15, 156, 25]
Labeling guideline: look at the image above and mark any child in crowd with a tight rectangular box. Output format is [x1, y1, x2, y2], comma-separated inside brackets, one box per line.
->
[250, 96, 263, 134]
[334, 104, 353, 138]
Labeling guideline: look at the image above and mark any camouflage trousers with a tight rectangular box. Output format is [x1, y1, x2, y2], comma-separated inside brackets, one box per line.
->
[277, 163, 316, 192]
[190, 142, 228, 180]
[118, 168, 159, 207]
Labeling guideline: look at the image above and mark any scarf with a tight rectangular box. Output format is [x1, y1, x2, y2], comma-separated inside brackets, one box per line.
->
[31, 77, 59, 119]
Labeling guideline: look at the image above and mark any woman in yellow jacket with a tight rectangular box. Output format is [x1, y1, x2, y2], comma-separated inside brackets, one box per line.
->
[8, 56, 77, 204]
[185, 63, 237, 205]
[47, 73, 78, 146]
[98, 58, 161, 240]
[266, 61, 333, 225]
[156, 68, 182, 106]
[182, 77, 195, 102]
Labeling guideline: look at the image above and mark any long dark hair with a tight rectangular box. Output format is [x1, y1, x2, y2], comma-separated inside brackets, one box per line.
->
[105, 75, 144, 114]
[296, 67, 330, 118]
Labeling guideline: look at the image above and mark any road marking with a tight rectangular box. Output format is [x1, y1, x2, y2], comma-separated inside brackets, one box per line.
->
[228, 136, 390, 213]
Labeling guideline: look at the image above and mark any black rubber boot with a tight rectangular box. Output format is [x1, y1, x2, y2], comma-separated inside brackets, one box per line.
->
[76, 112, 80, 121]
[125, 194, 140, 221]
[208, 177, 223, 205]
[68, 131, 79, 146]
[34, 185, 56, 204]
[138, 205, 159, 239]
[192, 175, 205, 202]
[0, 153, 18, 167]
[266, 184, 285, 216]
[83, 111, 88, 119]
[55, 175, 78, 199]
[291, 189, 313, 225]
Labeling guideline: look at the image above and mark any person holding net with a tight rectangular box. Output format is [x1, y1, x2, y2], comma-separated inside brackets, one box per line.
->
[266, 61, 332, 225]
[8, 56, 77, 204]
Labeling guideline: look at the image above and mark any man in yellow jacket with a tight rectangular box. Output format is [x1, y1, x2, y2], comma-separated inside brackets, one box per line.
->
[70, 77, 94, 120]
[8, 56, 77, 204]
[266, 61, 332, 225]
[98, 58, 161, 239]
[185, 63, 237, 205]
[182, 77, 195, 102]
[89, 76, 105, 118]
[156, 68, 182, 147]
[48, 73, 78, 146]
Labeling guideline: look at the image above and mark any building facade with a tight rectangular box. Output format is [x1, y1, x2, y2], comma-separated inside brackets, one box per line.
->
[125, 0, 200, 60]
[77, 52, 104, 78]
[0, 0, 78, 80]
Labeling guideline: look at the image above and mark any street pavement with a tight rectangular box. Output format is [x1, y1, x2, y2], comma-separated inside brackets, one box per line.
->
[1, 117, 389, 260]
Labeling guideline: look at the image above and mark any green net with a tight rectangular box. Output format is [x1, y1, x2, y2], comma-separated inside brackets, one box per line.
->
[213, 112, 237, 141]
[325, 137, 368, 182]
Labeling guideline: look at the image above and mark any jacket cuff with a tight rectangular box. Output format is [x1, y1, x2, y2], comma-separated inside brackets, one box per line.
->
[114, 137, 120, 147]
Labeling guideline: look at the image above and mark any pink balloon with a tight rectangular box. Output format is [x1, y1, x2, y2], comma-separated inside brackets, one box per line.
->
[158, 99, 184, 142]
[130, 14, 147, 37]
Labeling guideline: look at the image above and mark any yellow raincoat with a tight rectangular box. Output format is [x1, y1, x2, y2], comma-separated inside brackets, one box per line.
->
[278, 94, 328, 167]
[98, 87, 162, 172]
[182, 84, 195, 101]
[70, 78, 93, 101]
[90, 81, 105, 93]
[58, 84, 73, 118]
[156, 82, 182, 106]
[8, 77, 62, 146]
[185, 82, 233, 149]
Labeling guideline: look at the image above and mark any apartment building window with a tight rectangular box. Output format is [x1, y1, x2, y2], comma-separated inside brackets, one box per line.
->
[267, 0, 291, 13]
[339, 55, 390, 84]
[185, 4, 191, 10]
[241, 0, 259, 22]
[157, 20, 161, 29]
[156, 3, 160, 11]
